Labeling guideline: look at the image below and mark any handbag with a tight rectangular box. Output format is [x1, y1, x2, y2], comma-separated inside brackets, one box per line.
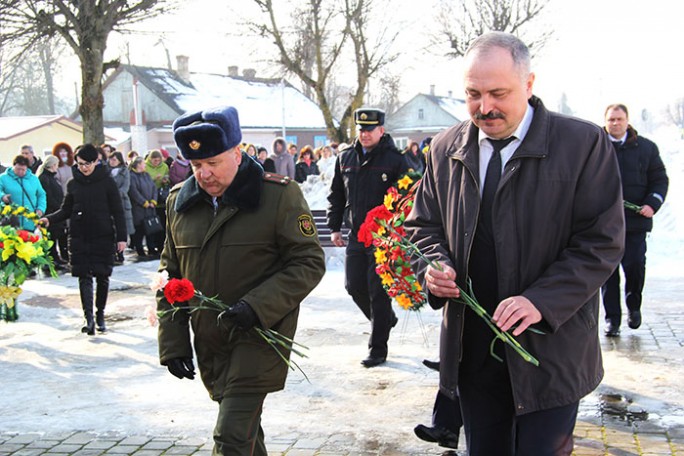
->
[142, 214, 163, 235]
[157, 185, 171, 207]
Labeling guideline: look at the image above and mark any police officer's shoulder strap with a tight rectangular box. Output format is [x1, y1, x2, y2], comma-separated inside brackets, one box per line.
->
[263, 172, 291, 186]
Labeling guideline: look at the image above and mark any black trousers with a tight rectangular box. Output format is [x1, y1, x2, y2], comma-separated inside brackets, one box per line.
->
[601, 231, 647, 325]
[459, 357, 577, 456]
[432, 390, 463, 433]
[345, 237, 395, 358]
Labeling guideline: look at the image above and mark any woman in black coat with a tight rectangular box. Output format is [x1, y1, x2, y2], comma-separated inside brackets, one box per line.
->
[41, 144, 127, 335]
[37, 155, 66, 269]
[127, 157, 159, 258]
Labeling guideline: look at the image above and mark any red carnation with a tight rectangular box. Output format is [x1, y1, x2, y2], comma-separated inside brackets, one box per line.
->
[163, 278, 195, 304]
[357, 221, 375, 248]
[17, 230, 30, 242]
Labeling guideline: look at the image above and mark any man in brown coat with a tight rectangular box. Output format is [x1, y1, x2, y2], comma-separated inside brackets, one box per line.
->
[157, 106, 325, 455]
[405, 32, 624, 455]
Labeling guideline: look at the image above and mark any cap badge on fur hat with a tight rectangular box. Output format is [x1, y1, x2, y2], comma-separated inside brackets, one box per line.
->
[173, 106, 243, 160]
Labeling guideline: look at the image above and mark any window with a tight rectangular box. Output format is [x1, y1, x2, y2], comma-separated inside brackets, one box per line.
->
[313, 135, 328, 148]
[285, 135, 298, 146]
[394, 137, 409, 150]
[418, 108, 424, 120]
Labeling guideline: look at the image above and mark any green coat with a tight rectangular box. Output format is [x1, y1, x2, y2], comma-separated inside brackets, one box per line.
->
[157, 155, 325, 401]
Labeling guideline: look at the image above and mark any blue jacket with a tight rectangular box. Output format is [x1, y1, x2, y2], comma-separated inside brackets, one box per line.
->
[0, 167, 47, 229]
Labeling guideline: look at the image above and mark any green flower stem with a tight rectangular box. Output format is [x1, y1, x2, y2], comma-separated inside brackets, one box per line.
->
[157, 291, 310, 378]
[373, 224, 540, 367]
[623, 200, 642, 213]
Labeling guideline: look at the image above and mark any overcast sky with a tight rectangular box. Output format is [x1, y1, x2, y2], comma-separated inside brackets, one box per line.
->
[71, 0, 684, 126]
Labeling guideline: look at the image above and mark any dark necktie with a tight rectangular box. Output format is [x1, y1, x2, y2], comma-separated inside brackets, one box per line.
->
[612, 140, 622, 151]
[480, 137, 516, 235]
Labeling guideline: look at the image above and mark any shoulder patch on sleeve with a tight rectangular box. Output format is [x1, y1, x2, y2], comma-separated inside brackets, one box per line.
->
[263, 172, 291, 185]
[298, 214, 316, 237]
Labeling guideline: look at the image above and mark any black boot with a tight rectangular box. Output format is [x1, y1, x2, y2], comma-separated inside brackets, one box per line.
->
[78, 276, 95, 335]
[95, 275, 110, 332]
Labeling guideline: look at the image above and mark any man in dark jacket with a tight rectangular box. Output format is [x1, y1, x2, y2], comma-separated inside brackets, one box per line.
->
[405, 32, 624, 455]
[157, 106, 325, 456]
[21, 145, 43, 174]
[601, 104, 669, 337]
[326, 108, 409, 367]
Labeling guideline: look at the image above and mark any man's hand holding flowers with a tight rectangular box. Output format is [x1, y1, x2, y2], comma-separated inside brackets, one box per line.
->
[221, 300, 259, 330]
[492, 296, 542, 337]
[424, 262, 460, 300]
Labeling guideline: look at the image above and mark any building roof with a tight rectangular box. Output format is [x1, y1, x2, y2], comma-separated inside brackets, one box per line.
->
[112, 64, 331, 130]
[428, 94, 469, 122]
[0, 115, 83, 140]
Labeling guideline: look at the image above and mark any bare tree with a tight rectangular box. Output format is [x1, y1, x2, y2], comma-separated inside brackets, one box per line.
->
[0, 46, 61, 116]
[250, 0, 397, 143]
[0, 0, 174, 144]
[434, 0, 553, 58]
[367, 71, 402, 116]
[665, 98, 684, 138]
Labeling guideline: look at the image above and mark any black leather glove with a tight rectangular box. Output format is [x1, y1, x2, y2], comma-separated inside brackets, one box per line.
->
[165, 357, 195, 380]
[225, 300, 259, 330]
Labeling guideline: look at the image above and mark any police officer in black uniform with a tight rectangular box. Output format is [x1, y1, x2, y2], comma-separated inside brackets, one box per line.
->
[327, 108, 409, 367]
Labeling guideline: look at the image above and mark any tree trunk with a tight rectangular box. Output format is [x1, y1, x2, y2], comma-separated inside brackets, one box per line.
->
[79, 41, 106, 145]
[40, 46, 56, 115]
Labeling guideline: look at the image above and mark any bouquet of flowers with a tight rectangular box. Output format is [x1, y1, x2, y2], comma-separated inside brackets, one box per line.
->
[150, 271, 309, 379]
[358, 175, 540, 366]
[0, 204, 57, 322]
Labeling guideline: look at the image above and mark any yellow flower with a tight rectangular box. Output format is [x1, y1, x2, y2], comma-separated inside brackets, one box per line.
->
[2, 240, 16, 261]
[0, 285, 22, 307]
[383, 193, 395, 210]
[377, 225, 386, 237]
[1, 205, 12, 215]
[414, 281, 423, 292]
[374, 248, 387, 265]
[13, 206, 25, 215]
[397, 175, 414, 190]
[15, 241, 38, 263]
[380, 273, 394, 287]
[396, 294, 413, 310]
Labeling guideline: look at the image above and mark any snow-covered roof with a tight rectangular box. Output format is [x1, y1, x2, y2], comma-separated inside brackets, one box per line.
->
[118, 65, 331, 130]
[432, 95, 469, 121]
[0, 115, 79, 140]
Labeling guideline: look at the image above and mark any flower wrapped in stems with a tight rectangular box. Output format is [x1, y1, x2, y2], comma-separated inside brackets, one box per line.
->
[359, 177, 540, 367]
[0, 204, 57, 322]
[151, 271, 310, 380]
[623, 200, 642, 213]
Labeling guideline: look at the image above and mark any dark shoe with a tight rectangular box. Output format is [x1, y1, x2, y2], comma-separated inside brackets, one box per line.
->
[96, 311, 106, 332]
[628, 311, 641, 329]
[604, 321, 620, 337]
[361, 355, 386, 368]
[422, 359, 440, 371]
[414, 424, 459, 449]
[81, 319, 95, 336]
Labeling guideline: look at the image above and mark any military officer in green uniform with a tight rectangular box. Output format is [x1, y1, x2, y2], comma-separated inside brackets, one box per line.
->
[156, 106, 325, 456]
